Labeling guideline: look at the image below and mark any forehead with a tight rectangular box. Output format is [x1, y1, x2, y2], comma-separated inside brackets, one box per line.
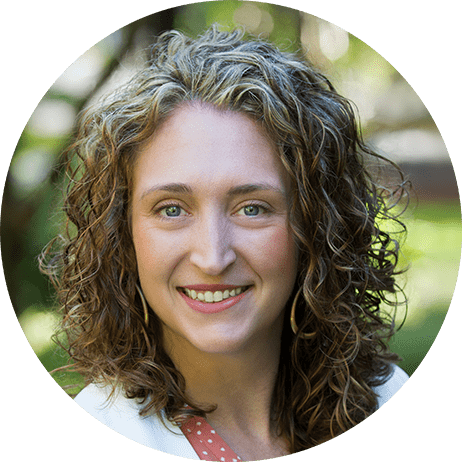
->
[132, 104, 290, 196]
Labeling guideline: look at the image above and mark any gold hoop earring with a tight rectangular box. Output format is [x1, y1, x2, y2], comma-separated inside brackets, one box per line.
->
[290, 287, 316, 339]
[136, 284, 149, 326]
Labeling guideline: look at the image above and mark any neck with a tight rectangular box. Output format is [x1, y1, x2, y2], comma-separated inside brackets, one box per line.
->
[164, 326, 283, 437]
[163, 322, 291, 460]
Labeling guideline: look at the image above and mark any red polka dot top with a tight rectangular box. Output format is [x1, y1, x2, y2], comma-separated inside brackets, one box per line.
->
[181, 414, 242, 461]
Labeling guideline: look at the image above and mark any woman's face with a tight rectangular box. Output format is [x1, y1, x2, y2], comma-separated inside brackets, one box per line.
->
[131, 103, 298, 355]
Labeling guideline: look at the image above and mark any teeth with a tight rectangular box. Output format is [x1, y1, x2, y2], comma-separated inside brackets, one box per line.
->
[204, 291, 214, 302]
[182, 287, 248, 303]
[213, 291, 223, 302]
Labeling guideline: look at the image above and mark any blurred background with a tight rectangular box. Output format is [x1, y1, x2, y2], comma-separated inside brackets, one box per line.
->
[1, 1, 460, 393]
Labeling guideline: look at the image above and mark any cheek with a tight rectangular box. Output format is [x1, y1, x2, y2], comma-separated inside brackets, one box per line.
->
[251, 225, 298, 283]
[132, 226, 180, 281]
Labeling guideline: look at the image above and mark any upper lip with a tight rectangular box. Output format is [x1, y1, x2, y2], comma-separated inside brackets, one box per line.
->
[180, 284, 249, 291]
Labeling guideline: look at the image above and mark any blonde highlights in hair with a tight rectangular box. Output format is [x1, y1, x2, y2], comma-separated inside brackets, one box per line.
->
[41, 26, 407, 452]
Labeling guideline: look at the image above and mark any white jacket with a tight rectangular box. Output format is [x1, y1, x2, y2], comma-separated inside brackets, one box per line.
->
[74, 364, 408, 458]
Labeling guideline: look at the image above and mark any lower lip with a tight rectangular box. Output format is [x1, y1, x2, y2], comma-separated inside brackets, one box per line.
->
[179, 288, 250, 314]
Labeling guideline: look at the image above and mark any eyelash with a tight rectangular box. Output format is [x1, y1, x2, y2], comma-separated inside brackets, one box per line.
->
[154, 202, 187, 220]
[235, 201, 270, 217]
[153, 201, 271, 220]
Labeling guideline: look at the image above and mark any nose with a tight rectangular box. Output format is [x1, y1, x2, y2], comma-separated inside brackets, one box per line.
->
[189, 214, 237, 276]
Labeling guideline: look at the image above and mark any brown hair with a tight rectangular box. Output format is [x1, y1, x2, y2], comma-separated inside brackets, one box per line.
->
[41, 26, 407, 452]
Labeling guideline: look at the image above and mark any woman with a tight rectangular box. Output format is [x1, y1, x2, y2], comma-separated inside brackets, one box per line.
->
[41, 26, 408, 460]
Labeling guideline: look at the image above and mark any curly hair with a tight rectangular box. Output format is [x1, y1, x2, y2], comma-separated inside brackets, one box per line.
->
[41, 26, 407, 452]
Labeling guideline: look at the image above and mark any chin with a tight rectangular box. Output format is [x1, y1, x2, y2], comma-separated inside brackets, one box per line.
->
[187, 331, 255, 356]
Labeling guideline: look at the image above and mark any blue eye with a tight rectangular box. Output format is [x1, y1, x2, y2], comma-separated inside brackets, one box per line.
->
[159, 205, 184, 217]
[243, 205, 260, 216]
[237, 203, 270, 217]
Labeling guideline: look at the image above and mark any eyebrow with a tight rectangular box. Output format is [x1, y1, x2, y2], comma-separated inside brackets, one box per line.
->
[226, 183, 286, 197]
[140, 183, 193, 200]
[140, 182, 286, 200]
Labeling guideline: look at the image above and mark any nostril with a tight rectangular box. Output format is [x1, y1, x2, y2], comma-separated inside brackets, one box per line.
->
[189, 247, 237, 276]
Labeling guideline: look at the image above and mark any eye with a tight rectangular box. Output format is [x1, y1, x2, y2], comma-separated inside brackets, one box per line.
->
[157, 204, 187, 218]
[236, 203, 268, 217]
[243, 205, 260, 216]
[164, 206, 182, 217]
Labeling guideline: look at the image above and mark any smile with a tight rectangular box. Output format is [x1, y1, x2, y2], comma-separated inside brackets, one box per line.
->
[181, 286, 250, 303]
[178, 285, 252, 314]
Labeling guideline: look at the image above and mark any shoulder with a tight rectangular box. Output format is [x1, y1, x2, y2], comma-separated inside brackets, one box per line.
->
[374, 364, 409, 408]
[74, 384, 199, 459]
